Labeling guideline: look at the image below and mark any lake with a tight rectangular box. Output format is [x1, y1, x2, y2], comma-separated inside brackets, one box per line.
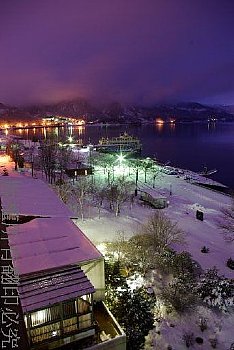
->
[9, 122, 234, 189]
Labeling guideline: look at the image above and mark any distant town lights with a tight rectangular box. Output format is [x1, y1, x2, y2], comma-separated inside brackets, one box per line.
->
[0, 155, 11, 164]
[155, 118, 164, 124]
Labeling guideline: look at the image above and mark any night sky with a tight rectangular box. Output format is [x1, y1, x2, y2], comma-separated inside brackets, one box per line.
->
[0, 0, 234, 106]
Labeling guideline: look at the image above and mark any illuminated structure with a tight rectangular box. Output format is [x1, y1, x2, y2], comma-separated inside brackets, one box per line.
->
[42, 116, 85, 126]
[97, 132, 142, 154]
[0, 173, 126, 349]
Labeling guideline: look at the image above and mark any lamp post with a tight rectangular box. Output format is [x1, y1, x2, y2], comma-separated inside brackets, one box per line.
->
[31, 154, 34, 177]
[68, 136, 73, 143]
[116, 153, 125, 167]
[135, 168, 138, 196]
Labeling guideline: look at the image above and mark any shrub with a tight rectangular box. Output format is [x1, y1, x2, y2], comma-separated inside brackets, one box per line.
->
[112, 287, 155, 350]
[197, 267, 234, 312]
[226, 257, 234, 270]
[161, 273, 197, 312]
[182, 331, 195, 348]
[201, 246, 209, 253]
[209, 337, 218, 348]
[198, 317, 207, 332]
[171, 251, 200, 278]
[105, 260, 126, 288]
[196, 337, 203, 344]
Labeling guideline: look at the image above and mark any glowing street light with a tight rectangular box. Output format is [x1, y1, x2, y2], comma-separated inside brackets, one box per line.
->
[68, 136, 73, 143]
[116, 153, 126, 166]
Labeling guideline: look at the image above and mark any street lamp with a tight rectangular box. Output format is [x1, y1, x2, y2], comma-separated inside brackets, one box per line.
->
[116, 153, 126, 167]
[31, 154, 34, 177]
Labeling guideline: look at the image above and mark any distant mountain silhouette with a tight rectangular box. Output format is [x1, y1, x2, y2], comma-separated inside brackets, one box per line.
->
[0, 99, 233, 123]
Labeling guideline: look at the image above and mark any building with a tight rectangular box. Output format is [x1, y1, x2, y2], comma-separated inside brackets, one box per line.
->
[0, 170, 126, 350]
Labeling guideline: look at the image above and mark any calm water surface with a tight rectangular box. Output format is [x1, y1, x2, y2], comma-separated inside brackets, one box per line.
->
[10, 122, 234, 189]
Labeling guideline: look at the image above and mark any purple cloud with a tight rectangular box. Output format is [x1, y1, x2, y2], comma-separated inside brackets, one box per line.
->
[0, 0, 233, 105]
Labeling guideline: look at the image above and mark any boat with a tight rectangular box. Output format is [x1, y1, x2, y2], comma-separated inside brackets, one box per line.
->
[96, 132, 142, 154]
[198, 166, 217, 177]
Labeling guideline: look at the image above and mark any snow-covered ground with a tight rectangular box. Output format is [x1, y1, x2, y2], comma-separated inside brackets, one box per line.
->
[74, 167, 233, 278]
[1, 153, 232, 277]
[73, 166, 233, 349]
[1, 153, 233, 349]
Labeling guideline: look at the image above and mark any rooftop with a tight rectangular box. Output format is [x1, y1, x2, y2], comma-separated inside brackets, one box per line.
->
[0, 175, 73, 218]
[19, 265, 95, 312]
[7, 217, 102, 275]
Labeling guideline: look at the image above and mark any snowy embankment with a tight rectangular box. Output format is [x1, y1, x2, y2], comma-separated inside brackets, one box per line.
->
[74, 167, 233, 279]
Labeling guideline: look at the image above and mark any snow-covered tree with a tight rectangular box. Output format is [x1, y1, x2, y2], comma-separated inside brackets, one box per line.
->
[170, 251, 200, 278]
[109, 214, 186, 276]
[109, 287, 155, 350]
[161, 273, 198, 312]
[196, 267, 234, 312]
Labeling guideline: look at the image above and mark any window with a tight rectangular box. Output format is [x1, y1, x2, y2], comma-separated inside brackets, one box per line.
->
[77, 296, 91, 315]
[63, 317, 78, 334]
[30, 305, 60, 327]
[79, 314, 92, 330]
[28, 295, 93, 344]
[31, 322, 60, 343]
[63, 300, 76, 318]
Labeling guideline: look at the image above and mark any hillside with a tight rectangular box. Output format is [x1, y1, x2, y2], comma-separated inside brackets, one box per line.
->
[0, 100, 234, 124]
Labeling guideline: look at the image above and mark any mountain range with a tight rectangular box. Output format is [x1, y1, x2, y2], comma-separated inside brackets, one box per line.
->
[0, 100, 234, 124]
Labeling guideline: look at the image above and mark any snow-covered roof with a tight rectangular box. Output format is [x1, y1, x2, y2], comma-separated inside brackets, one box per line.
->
[19, 265, 95, 312]
[7, 217, 103, 276]
[0, 176, 73, 218]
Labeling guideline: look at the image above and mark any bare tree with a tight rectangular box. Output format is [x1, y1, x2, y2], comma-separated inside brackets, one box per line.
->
[219, 194, 234, 242]
[72, 176, 92, 220]
[53, 181, 73, 204]
[104, 213, 185, 275]
[6, 140, 22, 171]
[93, 153, 116, 184]
[91, 184, 107, 219]
[140, 158, 155, 183]
[106, 177, 135, 216]
[140, 211, 185, 253]
[128, 158, 141, 191]
[56, 145, 73, 181]
[38, 136, 74, 183]
[38, 138, 57, 183]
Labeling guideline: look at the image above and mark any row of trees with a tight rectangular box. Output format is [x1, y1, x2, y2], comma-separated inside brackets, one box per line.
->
[93, 152, 161, 187]
[6, 137, 74, 183]
[54, 176, 135, 219]
[37, 138, 74, 183]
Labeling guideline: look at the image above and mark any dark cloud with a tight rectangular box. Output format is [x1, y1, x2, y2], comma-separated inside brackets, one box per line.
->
[0, 0, 233, 106]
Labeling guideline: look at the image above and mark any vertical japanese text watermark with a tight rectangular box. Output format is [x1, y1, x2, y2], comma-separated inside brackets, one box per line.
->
[1, 226, 20, 349]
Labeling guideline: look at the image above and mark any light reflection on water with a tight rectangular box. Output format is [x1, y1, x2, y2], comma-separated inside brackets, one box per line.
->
[9, 122, 234, 189]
